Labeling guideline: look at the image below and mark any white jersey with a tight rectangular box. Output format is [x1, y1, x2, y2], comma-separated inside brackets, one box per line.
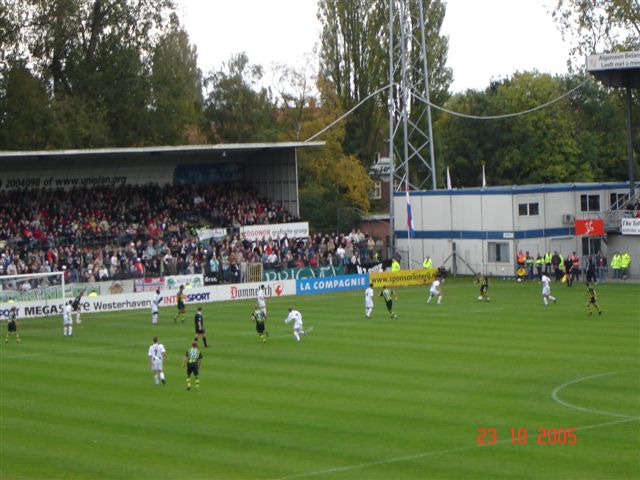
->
[365, 287, 374, 307]
[541, 275, 551, 295]
[430, 280, 441, 295]
[257, 288, 266, 308]
[285, 310, 303, 329]
[63, 304, 72, 325]
[148, 342, 166, 370]
[151, 293, 162, 313]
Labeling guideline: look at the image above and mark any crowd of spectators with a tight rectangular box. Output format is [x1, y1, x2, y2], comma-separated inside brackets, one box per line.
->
[0, 184, 382, 285]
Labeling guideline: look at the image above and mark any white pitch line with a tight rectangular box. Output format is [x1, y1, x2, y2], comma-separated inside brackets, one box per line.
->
[551, 370, 640, 419]
[271, 416, 640, 480]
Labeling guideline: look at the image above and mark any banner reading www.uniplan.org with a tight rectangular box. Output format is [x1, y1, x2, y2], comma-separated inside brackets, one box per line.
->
[296, 274, 369, 295]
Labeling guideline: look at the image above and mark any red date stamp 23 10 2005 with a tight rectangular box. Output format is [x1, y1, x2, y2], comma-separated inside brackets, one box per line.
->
[477, 427, 577, 445]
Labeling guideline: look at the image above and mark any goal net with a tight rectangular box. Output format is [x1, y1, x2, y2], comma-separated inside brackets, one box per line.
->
[0, 271, 66, 304]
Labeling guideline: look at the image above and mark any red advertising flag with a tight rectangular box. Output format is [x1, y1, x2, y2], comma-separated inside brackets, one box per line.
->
[575, 219, 604, 236]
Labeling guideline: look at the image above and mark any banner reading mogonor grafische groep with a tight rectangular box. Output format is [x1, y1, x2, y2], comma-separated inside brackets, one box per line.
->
[370, 269, 438, 287]
[240, 222, 309, 241]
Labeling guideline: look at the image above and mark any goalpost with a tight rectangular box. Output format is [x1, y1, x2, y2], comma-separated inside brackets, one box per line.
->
[0, 271, 66, 306]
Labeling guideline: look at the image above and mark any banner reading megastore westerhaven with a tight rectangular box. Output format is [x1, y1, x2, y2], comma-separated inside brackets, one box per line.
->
[370, 269, 438, 287]
[0, 280, 296, 319]
[240, 222, 309, 241]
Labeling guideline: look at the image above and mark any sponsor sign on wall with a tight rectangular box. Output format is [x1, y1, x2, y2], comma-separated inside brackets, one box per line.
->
[165, 274, 204, 290]
[197, 228, 227, 242]
[263, 265, 343, 281]
[621, 217, 640, 235]
[296, 274, 369, 295]
[575, 219, 604, 236]
[240, 222, 309, 241]
[370, 269, 437, 288]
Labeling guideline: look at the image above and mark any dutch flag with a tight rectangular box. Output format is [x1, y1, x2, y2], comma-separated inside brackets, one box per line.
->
[406, 189, 414, 238]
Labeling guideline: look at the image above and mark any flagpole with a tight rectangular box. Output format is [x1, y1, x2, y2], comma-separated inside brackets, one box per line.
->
[406, 182, 413, 269]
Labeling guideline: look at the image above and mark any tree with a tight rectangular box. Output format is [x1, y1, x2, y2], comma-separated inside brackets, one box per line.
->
[0, 62, 52, 149]
[150, 16, 204, 145]
[435, 72, 628, 186]
[296, 75, 373, 230]
[552, 0, 640, 70]
[203, 53, 279, 143]
[318, 0, 452, 168]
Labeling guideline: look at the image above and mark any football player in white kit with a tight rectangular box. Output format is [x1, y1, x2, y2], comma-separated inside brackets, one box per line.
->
[63, 300, 73, 336]
[148, 336, 168, 385]
[541, 274, 557, 306]
[426, 278, 443, 304]
[257, 285, 267, 318]
[364, 283, 374, 318]
[151, 289, 162, 324]
[284, 307, 307, 341]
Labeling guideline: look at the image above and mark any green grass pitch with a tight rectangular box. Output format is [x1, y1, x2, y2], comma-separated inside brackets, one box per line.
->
[1, 277, 639, 479]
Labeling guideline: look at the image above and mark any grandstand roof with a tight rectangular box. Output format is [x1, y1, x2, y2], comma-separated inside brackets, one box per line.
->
[0, 142, 324, 168]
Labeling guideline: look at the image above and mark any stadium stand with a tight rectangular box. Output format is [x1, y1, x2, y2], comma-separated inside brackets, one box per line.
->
[0, 185, 381, 283]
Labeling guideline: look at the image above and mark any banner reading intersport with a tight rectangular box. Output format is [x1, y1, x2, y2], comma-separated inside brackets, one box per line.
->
[370, 268, 438, 288]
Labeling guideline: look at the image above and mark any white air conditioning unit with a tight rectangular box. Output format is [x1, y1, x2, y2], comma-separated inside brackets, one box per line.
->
[562, 214, 574, 225]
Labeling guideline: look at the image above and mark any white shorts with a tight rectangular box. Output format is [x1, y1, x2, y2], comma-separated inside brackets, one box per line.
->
[430, 288, 440, 296]
[151, 359, 164, 371]
[542, 286, 550, 296]
[293, 319, 303, 330]
[365, 300, 373, 309]
[259, 306, 267, 316]
[63, 316, 72, 326]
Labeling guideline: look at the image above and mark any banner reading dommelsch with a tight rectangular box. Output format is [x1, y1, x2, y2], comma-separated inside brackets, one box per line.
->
[370, 269, 438, 288]
[240, 222, 309, 241]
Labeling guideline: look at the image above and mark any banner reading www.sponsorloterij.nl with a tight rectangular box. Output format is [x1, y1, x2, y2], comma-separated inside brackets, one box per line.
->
[370, 269, 438, 288]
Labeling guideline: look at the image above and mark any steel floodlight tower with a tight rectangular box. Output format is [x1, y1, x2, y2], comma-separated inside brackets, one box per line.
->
[387, 0, 437, 256]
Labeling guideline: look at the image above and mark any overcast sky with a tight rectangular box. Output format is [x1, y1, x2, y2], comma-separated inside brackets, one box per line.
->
[176, 0, 572, 94]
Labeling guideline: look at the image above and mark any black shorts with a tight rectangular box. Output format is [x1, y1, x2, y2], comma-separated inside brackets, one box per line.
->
[8, 322, 16, 333]
[480, 285, 488, 294]
[385, 300, 393, 312]
[177, 301, 185, 311]
[187, 363, 199, 376]
[588, 298, 597, 304]
[195, 327, 205, 334]
[256, 322, 265, 334]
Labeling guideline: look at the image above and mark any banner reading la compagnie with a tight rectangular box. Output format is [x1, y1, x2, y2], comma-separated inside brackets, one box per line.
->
[370, 268, 438, 288]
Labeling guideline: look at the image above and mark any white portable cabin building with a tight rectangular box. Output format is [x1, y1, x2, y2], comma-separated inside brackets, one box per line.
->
[394, 182, 639, 277]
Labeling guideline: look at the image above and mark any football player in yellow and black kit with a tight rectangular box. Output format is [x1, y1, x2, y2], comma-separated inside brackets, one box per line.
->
[380, 286, 398, 319]
[585, 282, 602, 316]
[5, 307, 21, 343]
[174, 285, 186, 324]
[182, 341, 203, 391]
[252, 305, 269, 342]
[475, 273, 490, 302]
